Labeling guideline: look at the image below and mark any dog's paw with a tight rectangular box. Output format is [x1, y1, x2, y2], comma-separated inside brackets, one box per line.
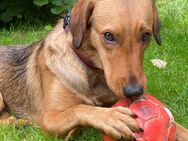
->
[99, 106, 140, 140]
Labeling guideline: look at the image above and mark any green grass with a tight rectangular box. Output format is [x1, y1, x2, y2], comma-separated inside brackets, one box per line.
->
[0, 125, 60, 141]
[0, 22, 50, 45]
[144, 0, 188, 127]
[0, 0, 188, 140]
[0, 125, 101, 141]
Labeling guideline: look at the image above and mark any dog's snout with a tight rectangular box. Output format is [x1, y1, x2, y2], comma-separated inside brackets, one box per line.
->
[123, 84, 144, 97]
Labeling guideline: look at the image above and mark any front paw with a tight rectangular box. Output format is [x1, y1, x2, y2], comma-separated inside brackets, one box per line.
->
[99, 107, 140, 140]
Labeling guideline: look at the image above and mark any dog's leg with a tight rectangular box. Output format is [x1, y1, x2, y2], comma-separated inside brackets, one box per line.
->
[176, 123, 188, 141]
[39, 78, 140, 140]
[41, 104, 139, 140]
[0, 114, 33, 126]
[0, 92, 33, 126]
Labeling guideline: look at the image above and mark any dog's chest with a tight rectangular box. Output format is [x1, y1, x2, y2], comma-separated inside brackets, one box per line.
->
[77, 72, 118, 106]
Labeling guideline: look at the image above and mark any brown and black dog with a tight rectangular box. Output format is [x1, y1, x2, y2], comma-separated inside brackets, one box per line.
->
[0, 0, 188, 140]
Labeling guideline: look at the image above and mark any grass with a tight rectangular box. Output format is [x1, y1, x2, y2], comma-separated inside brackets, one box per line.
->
[144, 0, 188, 127]
[0, 0, 188, 140]
[0, 22, 49, 45]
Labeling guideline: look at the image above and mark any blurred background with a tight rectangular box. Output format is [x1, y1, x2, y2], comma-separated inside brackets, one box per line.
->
[0, 0, 75, 24]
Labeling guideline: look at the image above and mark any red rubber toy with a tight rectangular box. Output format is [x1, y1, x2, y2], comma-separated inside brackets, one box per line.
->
[103, 94, 176, 141]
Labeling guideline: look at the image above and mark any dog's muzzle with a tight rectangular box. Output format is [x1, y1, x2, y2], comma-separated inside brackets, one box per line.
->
[123, 84, 144, 97]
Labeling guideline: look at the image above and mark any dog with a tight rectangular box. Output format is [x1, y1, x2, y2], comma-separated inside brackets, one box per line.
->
[0, 0, 188, 140]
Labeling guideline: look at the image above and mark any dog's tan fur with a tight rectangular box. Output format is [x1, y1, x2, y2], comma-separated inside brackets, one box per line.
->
[0, 0, 188, 140]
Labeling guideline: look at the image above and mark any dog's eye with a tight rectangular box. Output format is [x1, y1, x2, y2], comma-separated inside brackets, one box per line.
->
[142, 32, 151, 42]
[104, 32, 115, 42]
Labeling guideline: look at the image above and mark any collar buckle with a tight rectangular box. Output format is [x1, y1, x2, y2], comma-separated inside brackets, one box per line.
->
[63, 12, 71, 32]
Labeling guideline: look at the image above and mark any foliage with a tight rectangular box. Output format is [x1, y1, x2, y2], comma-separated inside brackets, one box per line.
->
[0, 0, 75, 23]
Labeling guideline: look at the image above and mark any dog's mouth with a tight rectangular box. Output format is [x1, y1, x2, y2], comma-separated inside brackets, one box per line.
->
[127, 95, 145, 102]
[124, 95, 146, 106]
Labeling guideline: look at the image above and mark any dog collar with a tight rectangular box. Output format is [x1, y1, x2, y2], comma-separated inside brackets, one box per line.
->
[63, 12, 71, 32]
[63, 12, 99, 70]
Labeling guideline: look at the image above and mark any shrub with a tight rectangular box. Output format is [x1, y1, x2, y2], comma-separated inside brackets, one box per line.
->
[0, 0, 75, 23]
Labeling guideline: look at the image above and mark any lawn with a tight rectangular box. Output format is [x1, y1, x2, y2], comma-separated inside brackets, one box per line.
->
[0, 0, 188, 140]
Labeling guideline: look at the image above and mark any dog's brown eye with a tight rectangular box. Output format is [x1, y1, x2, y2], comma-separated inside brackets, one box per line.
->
[104, 32, 115, 42]
[142, 32, 151, 42]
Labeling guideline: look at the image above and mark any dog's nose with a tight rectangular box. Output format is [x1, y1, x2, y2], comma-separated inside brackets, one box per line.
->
[123, 84, 144, 97]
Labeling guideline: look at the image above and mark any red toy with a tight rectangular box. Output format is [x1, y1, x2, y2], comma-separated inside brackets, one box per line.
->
[103, 94, 176, 141]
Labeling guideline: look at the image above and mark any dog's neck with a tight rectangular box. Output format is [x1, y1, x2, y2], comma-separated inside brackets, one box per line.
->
[63, 12, 99, 70]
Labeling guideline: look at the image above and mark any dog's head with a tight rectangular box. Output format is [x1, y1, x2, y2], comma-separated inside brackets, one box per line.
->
[70, 0, 161, 98]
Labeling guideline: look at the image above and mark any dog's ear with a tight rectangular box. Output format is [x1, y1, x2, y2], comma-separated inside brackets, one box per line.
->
[152, 2, 161, 46]
[70, 0, 94, 49]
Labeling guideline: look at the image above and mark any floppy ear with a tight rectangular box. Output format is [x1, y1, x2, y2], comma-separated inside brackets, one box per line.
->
[70, 0, 94, 48]
[152, 3, 162, 45]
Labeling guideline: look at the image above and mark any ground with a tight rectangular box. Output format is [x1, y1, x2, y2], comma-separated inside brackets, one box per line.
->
[0, 0, 188, 140]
